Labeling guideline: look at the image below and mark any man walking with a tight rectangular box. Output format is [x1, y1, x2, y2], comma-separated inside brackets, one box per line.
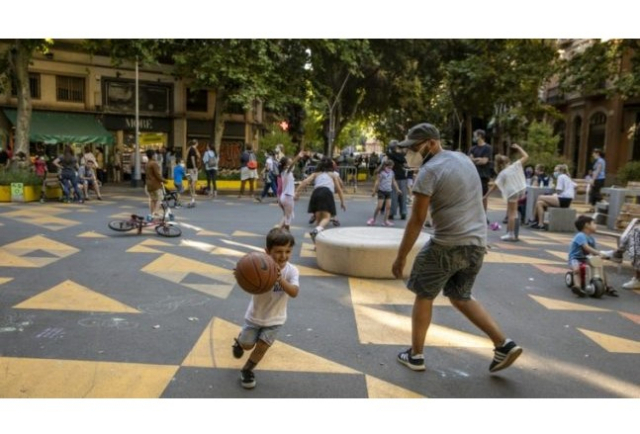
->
[392, 122, 522, 373]
[469, 129, 493, 222]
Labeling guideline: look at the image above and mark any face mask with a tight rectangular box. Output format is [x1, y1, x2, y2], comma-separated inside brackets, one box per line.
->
[553, 171, 559, 178]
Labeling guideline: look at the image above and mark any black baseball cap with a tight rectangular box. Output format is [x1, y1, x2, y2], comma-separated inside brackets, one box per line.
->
[397, 123, 440, 148]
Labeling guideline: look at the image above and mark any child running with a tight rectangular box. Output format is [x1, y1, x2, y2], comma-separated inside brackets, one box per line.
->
[368, 159, 402, 226]
[231, 228, 300, 389]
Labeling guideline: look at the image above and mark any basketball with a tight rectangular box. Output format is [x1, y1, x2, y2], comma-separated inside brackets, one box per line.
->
[234, 252, 280, 294]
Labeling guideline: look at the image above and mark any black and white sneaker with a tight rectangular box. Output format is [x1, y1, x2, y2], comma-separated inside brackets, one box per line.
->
[309, 229, 319, 243]
[397, 348, 426, 371]
[232, 338, 244, 359]
[489, 339, 522, 373]
[240, 369, 256, 389]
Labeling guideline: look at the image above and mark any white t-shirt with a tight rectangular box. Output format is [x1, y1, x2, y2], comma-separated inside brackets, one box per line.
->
[495, 160, 526, 202]
[314, 172, 335, 193]
[556, 173, 576, 199]
[281, 170, 295, 196]
[244, 262, 299, 327]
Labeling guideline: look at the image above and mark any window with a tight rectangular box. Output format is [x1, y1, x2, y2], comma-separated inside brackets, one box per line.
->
[10, 73, 41, 99]
[186, 89, 208, 112]
[56, 75, 85, 102]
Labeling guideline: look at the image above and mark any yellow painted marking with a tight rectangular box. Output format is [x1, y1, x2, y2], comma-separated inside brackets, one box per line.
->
[1, 207, 69, 217]
[545, 250, 570, 261]
[300, 248, 316, 258]
[354, 304, 491, 348]
[2, 235, 79, 258]
[10, 215, 80, 230]
[220, 239, 263, 251]
[0, 249, 39, 267]
[529, 295, 610, 312]
[537, 232, 574, 243]
[141, 238, 173, 247]
[484, 250, 563, 264]
[295, 263, 335, 277]
[349, 277, 416, 306]
[577, 329, 640, 354]
[14, 279, 140, 313]
[0, 357, 177, 398]
[197, 230, 226, 236]
[520, 240, 558, 246]
[0, 277, 13, 285]
[365, 375, 425, 398]
[619, 311, 640, 325]
[210, 246, 245, 257]
[532, 264, 571, 274]
[126, 245, 164, 254]
[119, 205, 135, 209]
[183, 317, 358, 374]
[231, 230, 261, 237]
[74, 208, 96, 213]
[110, 212, 137, 219]
[142, 253, 235, 299]
[78, 231, 107, 238]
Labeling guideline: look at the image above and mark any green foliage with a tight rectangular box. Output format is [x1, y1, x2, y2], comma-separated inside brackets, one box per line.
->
[617, 161, 640, 184]
[0, 168, 42, 186]
[259, 124, 296, 156]
[521, 121, 572, 174]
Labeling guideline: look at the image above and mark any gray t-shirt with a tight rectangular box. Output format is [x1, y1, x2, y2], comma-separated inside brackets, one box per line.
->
[413, 150, 487, 247]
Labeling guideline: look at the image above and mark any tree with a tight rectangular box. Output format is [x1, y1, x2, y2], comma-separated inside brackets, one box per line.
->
[0, 39, 52, 165]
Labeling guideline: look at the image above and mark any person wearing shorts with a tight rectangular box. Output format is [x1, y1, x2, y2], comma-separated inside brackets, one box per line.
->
[392, 122, 522, 374]
[144, 149, 164, 220]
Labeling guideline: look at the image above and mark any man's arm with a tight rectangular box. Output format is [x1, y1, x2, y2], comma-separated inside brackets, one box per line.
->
[392, 193, 430, 278]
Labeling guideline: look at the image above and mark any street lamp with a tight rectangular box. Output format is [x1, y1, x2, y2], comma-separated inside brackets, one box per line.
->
[131, 58, 141, 188]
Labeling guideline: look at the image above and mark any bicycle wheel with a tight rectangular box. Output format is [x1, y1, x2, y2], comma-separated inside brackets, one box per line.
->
[155, 223, 181, 237]
[108, 220, 137, 232]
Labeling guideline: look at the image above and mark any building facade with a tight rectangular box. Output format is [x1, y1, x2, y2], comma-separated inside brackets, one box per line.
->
[0, 40, 265, 179]
[543, 39, 640, 183]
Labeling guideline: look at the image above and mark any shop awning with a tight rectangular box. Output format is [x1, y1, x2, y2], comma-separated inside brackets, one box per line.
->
[3, 109, 114, 145]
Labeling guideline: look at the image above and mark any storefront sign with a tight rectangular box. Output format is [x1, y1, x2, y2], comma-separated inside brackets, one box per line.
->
[103, 115, 172, 132]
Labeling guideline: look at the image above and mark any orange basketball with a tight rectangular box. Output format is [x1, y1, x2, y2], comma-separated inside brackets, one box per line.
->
[234, 252, 280, 294]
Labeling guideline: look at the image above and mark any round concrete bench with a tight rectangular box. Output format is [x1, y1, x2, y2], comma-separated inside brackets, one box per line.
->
[315, 227, 430, 279]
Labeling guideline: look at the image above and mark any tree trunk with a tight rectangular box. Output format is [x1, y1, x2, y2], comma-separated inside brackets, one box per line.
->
[212, 87, 226, 156]
[11, 40, 33, 163]
[465, 114, 473, 153]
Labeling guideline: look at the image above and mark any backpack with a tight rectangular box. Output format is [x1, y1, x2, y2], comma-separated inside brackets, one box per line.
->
[205, 150, 217, 169]
[247, 152, 257, 169]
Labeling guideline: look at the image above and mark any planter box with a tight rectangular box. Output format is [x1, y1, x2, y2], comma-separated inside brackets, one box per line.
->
[0, 185, 42, 203]
[164, 179, 242, 191]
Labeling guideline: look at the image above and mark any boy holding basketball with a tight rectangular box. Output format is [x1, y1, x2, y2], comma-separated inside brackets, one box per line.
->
[232, 228, 300, 389]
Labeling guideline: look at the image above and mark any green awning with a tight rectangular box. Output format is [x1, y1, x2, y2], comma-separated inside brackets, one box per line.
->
[3, 109, 114, 145]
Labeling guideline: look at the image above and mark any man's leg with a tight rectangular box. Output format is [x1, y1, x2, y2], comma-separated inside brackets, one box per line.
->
[410, 295, 434, 354]
[449, 298, 506, 347]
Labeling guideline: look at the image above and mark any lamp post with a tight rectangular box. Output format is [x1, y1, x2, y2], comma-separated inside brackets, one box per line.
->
[327, 72, 350, 159]
[131, 58, 141, 187]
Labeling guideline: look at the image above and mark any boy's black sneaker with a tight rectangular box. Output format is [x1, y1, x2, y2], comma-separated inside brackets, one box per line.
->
[310, 229, 319, 243]
[571, 285, 587, 297]
[240, 369, 256, 389]
[489, 339, 522, 373]
[232, 338, 244, 359]
[397, 348, 425, 371]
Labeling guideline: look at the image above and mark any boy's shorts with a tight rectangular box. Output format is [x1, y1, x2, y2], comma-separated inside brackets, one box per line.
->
[407, 240, 486, 300]
[569, 258, 586, 269]
[238, 320, 282, 347]
[174, 182, 184, 194]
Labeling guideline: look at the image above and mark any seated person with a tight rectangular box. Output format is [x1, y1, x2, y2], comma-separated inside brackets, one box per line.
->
[531, 164, 575, 229]
[78, 160, 103, 200]
[568, 215, 618, 297]
[613, 218, 640, 290]
[531, 164, 551, 187]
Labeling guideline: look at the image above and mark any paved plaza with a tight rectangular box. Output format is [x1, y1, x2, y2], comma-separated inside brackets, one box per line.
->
[0, 183, 639, 400]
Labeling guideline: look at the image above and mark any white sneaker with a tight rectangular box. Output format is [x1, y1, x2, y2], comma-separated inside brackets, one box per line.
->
[622, 277, 640, 290]
[500, 234, 518, 242]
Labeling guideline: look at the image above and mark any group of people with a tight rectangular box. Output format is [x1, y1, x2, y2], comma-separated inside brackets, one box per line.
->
[50, 145, 104, 203]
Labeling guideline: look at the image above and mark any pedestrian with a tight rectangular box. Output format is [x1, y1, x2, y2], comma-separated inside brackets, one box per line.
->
[367, 159, 402, 226]
[294, 157, 346, 243]
[387, 142, 409, 220]
[391, 122, 522, 373]
[238, 144, 258, 198]
[469, 129, 493, 223]
[186, 139, 201, 204]
[257, 150, 278, 202]
[202, 143, 218, 198]
[483, 143, 529, 241]
[95, 146, 105, 184]
[231, 228, 300, 389]
[144, 149, 164, 221]
[173, 157, 186, 208]
[113, 149, 122, 183]
[53, 146, 83, 203]
[588, 149, 606, 212]
[278, 151, 304, 231]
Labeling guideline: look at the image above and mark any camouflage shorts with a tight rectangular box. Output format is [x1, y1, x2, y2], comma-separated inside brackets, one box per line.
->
[406, 240, 486, 300]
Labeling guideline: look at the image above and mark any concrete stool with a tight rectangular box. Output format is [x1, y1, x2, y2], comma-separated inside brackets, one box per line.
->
[315, 227, 430, 279]
[547, 207, 577, 232]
